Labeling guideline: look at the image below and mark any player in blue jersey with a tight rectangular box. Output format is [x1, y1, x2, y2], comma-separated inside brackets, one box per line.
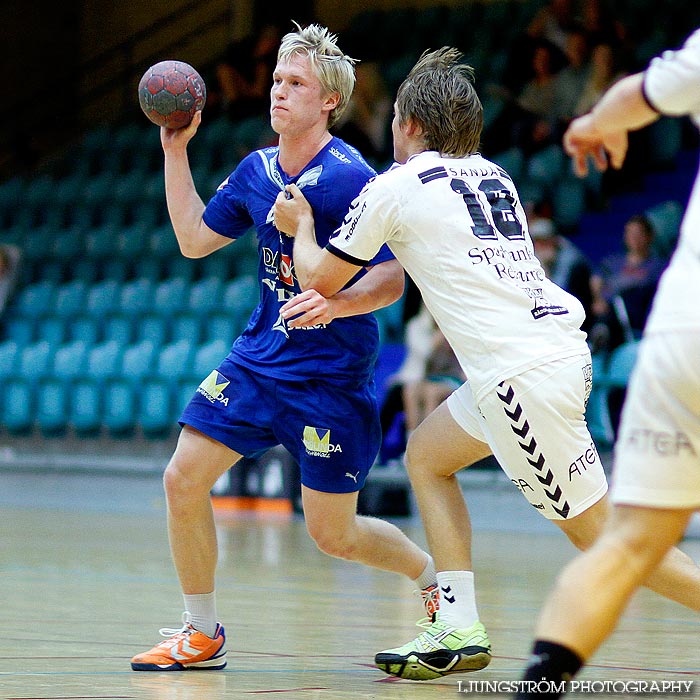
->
[130, 23, 437, 672]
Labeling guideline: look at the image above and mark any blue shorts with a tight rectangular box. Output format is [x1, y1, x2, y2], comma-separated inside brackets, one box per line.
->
[179, 357, 381, 494]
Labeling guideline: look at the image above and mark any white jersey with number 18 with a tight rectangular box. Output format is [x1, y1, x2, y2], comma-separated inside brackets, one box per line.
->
[327, 150, 588, 402]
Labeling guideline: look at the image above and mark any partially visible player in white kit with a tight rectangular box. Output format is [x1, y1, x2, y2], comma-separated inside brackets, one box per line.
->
[274, 47, 700, 682]
[515, 29, 700, 699]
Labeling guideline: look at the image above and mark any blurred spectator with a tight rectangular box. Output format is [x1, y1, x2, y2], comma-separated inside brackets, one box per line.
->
[574, 41, 627, 116]
[588, 214, 667, 350]
[483, 41, 563, 155]
[403, 325, 464, 434]
[549, 27, 592, 137]
[526, 0, 578, 55]
[334, 62, 392, 166]
[530, 217, 594, 332]
[0, 244, 21, 314]
[578, 0, 628, 49]
[214, 24, 282, 121]
[379, 302, 464, 459]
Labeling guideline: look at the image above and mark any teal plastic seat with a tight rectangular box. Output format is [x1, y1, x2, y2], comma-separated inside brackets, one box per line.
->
[191, 339, 228, 379]
[53, 280, 88, 319]
[1, 379, 34, 434]
[52, 340, 90, 380]
[36, 378, 69, 436]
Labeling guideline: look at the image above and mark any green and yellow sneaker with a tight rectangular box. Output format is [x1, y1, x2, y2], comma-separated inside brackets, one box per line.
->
[375, 619, 491, 680]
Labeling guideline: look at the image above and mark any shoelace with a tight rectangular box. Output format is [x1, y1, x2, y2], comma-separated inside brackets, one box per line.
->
[157, 611, 195, 643]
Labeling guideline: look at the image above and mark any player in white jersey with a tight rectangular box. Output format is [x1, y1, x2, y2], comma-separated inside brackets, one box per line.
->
[274, 47, 700, 682]
[516, 29, 700, 698]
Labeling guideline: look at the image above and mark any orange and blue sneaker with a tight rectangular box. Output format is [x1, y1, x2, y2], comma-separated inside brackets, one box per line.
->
[419, 583, 440, 622]
[131, 613, 227, 671]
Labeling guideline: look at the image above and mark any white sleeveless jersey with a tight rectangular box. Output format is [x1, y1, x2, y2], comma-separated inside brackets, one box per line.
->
[327, 151, 587, 402]
[643, 28, 700, 333]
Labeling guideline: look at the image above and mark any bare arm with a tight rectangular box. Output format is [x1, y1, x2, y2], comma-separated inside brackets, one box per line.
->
[564, 73, 659, 176]
[274, 184, 404, 328]
[161, 111, 232, 258]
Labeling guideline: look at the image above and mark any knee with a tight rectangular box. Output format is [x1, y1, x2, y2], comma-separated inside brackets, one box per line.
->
[306, 521, 359, 561]
[163, 460, 209, 513]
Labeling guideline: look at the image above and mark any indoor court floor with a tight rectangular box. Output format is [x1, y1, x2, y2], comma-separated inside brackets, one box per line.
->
[1, 468, 699, 700]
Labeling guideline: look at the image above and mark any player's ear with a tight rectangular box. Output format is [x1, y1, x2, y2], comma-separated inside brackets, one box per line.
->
[322, 91, 340, 113]
[405, 118, 424, 138]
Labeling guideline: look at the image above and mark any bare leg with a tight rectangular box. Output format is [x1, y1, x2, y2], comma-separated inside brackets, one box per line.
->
[404, 402, 492, 572]
[302, 486, 429, 579]
[555, 495, 700, 610]
[163, 426, 242, 594]
[539, 505, 695, 659]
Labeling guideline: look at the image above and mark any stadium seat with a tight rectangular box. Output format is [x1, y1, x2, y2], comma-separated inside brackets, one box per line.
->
[121, 340, 157, 383]
[51, 230, 84, 261]
[132, 257, 163, 281]
[86, 280, 120, 317]
[69, 316, 102, 345]
[118, 278, 155, 315]
[154, 339, 195, 380]
[52, 339, 90, 381]
[3, 319, 35, 346]
[69, 379, 103, 436]
[153, 277, 190, 316]
[202, 312, 238, 344]
[85, 339, 123, 381]
[588, 341, 641, 447]
[191, 339, 228, 379]
[136, 314, 169, 346]
[17, 341, 53, 382]
[171, 313, 203, 344]
[101, 258, 131, 282]
[166, 256, 198, 281]
[187, 277, 223, 314]
[138, 380, 174, 437]
[222, 275, 258, 316]
[1, 379, 34, 434]
[36, 378, 69, 436]
[552, 178, 587, 231]
[35, 318, 68, 346]
[525, 144, 565, 191]
[0, 340, 21, 380]
[103, 379, 137, 436]
[103, 314, 134, 346]
[585, 352, 615, 448]
[491, 147, 525, 182]
[149, 224, 180, 256]
[646, 199, 683, 259]
[53, 279, 88, 319]
[84, 224, 121, 258]
[72, 258, 101, 284]
[13, 281, 56, 320]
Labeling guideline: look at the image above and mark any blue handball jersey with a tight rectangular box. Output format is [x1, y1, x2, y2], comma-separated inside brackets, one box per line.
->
[202, 136, 393, 386]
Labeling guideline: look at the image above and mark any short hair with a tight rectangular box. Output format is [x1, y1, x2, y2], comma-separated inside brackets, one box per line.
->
[396, 47, 483, 158]
[277, 22, 357, 128]
[626, 214, 655, 238]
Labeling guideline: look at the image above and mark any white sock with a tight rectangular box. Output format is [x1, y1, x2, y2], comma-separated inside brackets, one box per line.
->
[183, 592, 217, 638]
[436, 571, 479, 629]
[413, 554, 437, 590]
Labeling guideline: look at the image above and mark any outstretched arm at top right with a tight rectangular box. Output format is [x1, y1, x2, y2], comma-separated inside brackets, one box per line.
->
[161, 111, 231, 258]
[564, 73, 659, 177]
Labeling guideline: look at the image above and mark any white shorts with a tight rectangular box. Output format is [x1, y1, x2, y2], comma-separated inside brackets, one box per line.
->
[611, 332, 700, 509]
[447, 354, 608, 521]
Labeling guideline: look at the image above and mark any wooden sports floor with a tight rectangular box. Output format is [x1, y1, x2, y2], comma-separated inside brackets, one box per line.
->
[1, 470, 699, 700]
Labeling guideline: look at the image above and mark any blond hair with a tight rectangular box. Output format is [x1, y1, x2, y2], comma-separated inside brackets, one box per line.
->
[277, 22, 357, 128]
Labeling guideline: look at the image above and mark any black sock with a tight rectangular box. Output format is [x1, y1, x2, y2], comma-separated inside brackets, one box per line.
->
[515, 640, 583, 699]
